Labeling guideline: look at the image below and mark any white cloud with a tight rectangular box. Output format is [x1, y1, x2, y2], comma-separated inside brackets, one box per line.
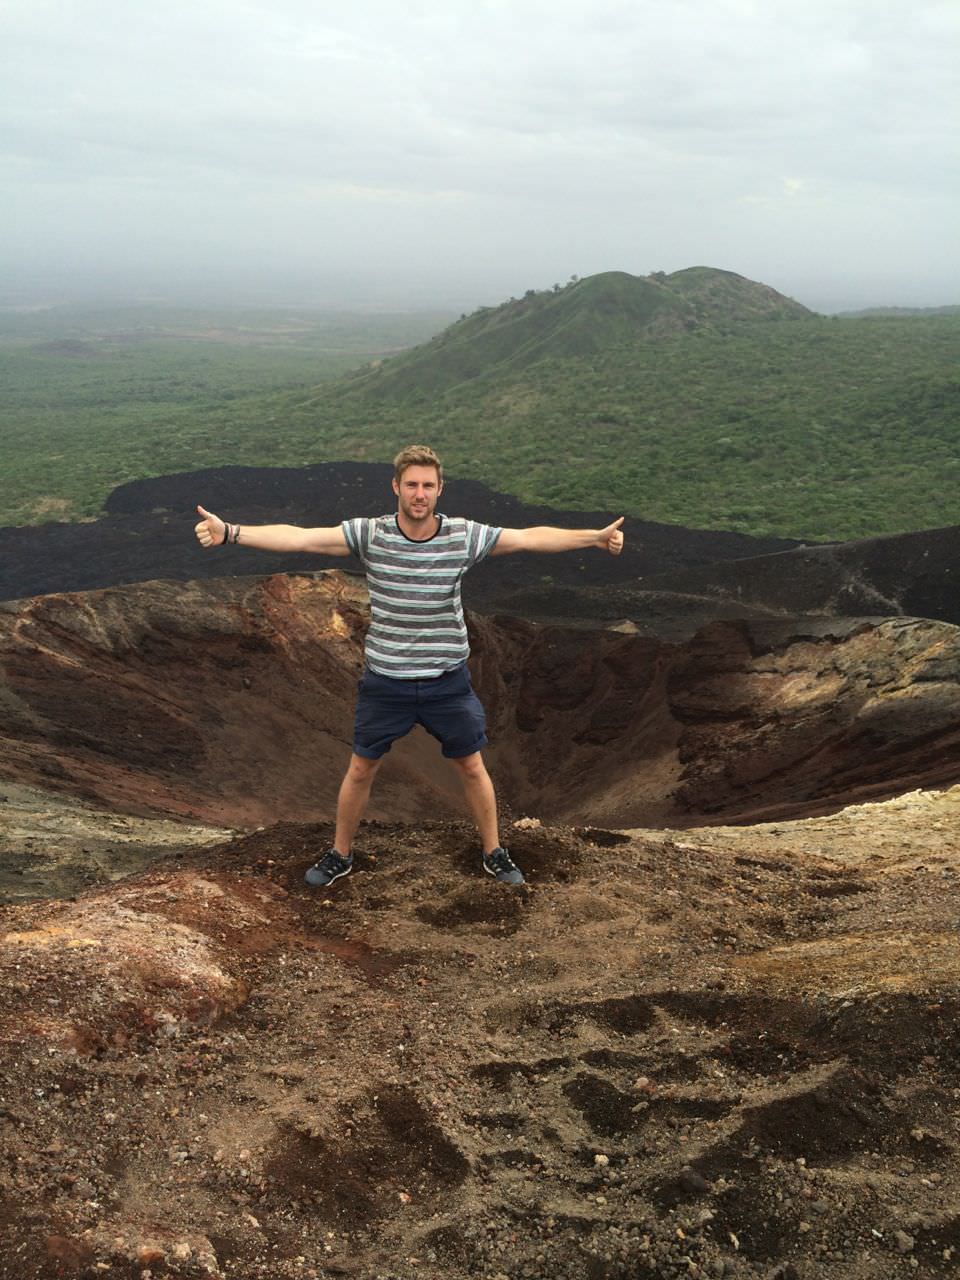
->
[1, 0, 957, 307]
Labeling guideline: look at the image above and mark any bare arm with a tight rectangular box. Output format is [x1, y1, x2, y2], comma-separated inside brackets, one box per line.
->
[194, 506, 350, 556]
[491, 517, 624, 556]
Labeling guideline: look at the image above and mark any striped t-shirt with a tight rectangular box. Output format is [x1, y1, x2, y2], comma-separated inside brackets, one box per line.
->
[342, 514, 502, 678]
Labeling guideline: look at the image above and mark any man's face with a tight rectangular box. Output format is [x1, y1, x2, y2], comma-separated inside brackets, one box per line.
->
[392, 464, 442, 521]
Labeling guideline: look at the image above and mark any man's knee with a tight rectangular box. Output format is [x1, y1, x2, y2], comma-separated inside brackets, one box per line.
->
[450, 751, 487, 780]
[345, 754, 381, 784]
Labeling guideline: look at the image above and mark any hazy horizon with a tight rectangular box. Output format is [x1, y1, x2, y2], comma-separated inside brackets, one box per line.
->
[4, 1, 958, 317]
[2, 261, 959, 319]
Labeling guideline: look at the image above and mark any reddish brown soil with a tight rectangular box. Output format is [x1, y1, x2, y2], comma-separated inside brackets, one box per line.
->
[2, 797, 960, 1280]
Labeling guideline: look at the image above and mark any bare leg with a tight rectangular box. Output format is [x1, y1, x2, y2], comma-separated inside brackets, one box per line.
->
[334, 753, 382, 853]
[449, 751, 500, 854]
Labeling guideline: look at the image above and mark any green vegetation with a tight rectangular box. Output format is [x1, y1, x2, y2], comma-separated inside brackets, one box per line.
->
[0, 304, 453, 525]
[2, 274, 959, 541]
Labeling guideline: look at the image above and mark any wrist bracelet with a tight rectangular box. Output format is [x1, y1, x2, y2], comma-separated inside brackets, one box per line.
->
[231, 524, 241, 544]
[220, 524, 229, 546]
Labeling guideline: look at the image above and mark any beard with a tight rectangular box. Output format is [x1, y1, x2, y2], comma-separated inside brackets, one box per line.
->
[399, 497, 436, 523]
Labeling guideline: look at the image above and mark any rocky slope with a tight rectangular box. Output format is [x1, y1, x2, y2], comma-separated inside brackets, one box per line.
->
[615, 524, 960, 635]
[476, 523, 960, 638]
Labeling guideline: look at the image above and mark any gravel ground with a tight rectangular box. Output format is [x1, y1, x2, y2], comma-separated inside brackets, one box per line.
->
[2, 792, 960, 1279]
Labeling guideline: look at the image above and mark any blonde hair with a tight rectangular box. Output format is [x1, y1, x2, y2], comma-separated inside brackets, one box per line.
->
[393, 444, 443, 484]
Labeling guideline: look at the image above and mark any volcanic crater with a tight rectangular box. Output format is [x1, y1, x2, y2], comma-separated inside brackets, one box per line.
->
[2, 571, 959, 838]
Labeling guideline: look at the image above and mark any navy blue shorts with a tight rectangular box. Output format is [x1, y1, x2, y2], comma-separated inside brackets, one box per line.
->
[353, 661, 488, 760]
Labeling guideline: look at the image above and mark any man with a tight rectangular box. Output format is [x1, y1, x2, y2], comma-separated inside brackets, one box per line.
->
[195, 445, 624, 887]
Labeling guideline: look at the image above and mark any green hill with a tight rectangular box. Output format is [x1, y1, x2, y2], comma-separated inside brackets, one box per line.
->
[346, 267, 812, 399]
[280, 272, 957, 540]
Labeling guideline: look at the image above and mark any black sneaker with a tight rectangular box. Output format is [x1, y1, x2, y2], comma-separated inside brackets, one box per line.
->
[305, 850, 354, 887]
[482, 847, 525, 885]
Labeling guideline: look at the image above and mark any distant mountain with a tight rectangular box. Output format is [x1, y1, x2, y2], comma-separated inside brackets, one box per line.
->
[837, 305, 960, 318]
[345, 267, 814, 399]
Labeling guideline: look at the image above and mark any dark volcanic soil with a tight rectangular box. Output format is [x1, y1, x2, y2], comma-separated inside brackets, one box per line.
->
[0, 462, 796, 618]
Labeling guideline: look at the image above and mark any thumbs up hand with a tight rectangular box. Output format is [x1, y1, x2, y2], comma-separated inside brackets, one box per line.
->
[599, 516, 625, 556]
[195, 505, 226, 548]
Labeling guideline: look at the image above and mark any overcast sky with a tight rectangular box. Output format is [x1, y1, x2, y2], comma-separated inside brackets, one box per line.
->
[3, 0, 958, 312]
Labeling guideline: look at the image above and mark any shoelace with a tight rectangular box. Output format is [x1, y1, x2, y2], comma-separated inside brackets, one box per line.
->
[318, 851, 350, 872]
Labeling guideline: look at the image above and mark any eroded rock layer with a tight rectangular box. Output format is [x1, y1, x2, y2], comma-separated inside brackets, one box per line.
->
[2, 574, 960, 836]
